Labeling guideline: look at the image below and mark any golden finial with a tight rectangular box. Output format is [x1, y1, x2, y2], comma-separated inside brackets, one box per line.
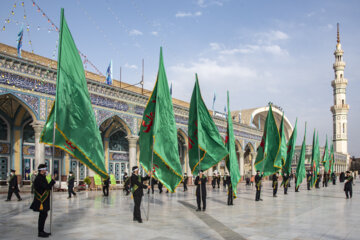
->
[337, 23, 340, 43]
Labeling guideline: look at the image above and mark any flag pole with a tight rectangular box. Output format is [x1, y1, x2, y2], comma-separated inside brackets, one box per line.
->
[50, 121, 56, 234]
[147, 150, 154, 221]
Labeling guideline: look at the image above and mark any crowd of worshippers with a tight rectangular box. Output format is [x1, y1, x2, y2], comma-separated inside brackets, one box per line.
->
[4, 165, 357, 237]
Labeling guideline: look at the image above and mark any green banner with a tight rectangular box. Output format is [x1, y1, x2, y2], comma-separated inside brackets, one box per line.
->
[110, 174, 116, 185]
[94, 174, 102, 186]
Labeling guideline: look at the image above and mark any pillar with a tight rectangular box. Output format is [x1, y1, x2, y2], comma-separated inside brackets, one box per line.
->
[239, 150, 244, 178]
[127, 135, 138, 173]
[251, 153, 256, 175]
[32, 122, 45, 170]
[183, 144, 189, 175]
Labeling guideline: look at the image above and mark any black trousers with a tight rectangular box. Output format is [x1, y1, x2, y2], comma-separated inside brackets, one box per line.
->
[307, 182, 311, 190]
[256, 187, 261, 200]
[196, 192, 206, 210]
[133, 195, 142, 220]
[103, 186, 109, 196]
[38, 211, 48, 233]
[295, 185, 299, 192]
[7, 188, 21, 200]
[183, 182, 187, 191]
[227, 188, 233, 205]
[273, 185, 278, 196]
[68, 186, 76, 198]
[345, 190, 352, 199]
[333, 179, 336, 185]
[124, 185, 130, 195]
[284, 186, 288, 194]
[315, 181, 320, 188]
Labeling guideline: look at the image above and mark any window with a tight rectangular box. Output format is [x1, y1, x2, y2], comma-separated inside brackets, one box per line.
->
[23, 123, 35, 143]
[0, 117, 8, 141]
[109, 130, 129, 152]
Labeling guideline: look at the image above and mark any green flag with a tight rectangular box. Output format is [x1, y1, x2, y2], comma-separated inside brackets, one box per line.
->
[322, 136, 330, 173]
[255, 104, 280, 177]
[283, 119, 297, 176]
[188, 75, 228, 175]
[139, 48, 182, 193]
[225, 91, 241, 197]
[40, 9, 108, 179]
[296, 123, 307, 188]
[274, 113, 287, 169]
[310, 130, 317, 187]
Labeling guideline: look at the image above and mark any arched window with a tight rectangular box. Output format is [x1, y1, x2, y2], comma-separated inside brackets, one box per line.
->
[23, 122, 35, 143]
[109, 130, 128, 152]
[0, 117, 8, 141]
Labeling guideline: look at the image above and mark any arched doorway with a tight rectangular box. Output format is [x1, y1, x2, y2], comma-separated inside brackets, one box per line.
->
[0, 115, 10, 183]
[244, 143, 255, 177]
[100, 115, 131, 183]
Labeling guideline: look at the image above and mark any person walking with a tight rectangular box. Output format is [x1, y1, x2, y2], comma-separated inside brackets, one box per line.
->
[67, 171, 76, 199]
[5, 169, 22, 202]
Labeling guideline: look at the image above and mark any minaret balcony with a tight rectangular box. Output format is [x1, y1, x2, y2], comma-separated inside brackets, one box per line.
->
[331, 78, 348, 87]
[333, 61, 346, 69]
[330, 104, 350, 113]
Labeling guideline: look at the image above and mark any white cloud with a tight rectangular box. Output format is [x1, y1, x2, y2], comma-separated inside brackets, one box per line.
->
[124, 63, 138, 70]
[209, 42, 221, 50]
[256, 30, 289, 44]
[151, 31, 158, 36]
[129, 29, 143, 36]
[218, 44, 288, 56]
[197, 0, 223, 7]
[175, 11, 202, 18]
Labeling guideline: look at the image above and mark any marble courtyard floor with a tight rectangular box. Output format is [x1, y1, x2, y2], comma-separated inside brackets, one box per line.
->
[0, 180, 359, 240]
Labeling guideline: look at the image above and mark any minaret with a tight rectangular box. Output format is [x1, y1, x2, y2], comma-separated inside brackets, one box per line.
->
[331, 23, 349, 154]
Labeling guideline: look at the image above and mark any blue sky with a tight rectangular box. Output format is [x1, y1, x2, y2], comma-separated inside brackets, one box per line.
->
[1, 0, 359, 156]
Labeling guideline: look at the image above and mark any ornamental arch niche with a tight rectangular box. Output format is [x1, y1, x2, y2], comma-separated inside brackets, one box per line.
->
[244, 142, 255, 177]
[100, 115, 131, 182]
[177, 129, 188, 174]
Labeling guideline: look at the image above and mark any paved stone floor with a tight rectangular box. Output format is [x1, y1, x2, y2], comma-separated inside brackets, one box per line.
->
[0, 179, 359, 240]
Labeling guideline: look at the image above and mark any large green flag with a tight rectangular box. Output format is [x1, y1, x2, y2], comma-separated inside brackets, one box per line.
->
[310, 130, 318, 187]
[139, 48, 183, 193]
[322, 136, 330, 173]
[40, 9, 108, 179]
[225, 91, 241, 197]
[296, 123, 307, 188]
[283, 119, 297, 176]
[255, 104, 280, 176]
[188, 75, 228, 175]
[274, 113, 287, 169]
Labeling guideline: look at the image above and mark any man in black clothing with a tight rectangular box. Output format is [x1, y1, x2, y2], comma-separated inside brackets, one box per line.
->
[183, 173, 188, 191]
[195, 170, 207, 211]
[332, 171, 337, 185]
[283, 172, 289, 194]
[315, 173, 321, 189]
[344, 171, 353, 199]
[158, 180, 163, 193]
[211, 174, 217, 189]
[123, 172, 130, 195]
[307, 171, 312, 190]
[323, 173, 328, 187]
[30, 164, 56, 238]
[67, 171, 76, 199]
[340, 172, 345, 182]
[130, 166, 150, 223]
[272, 173, 278, 197]
[227, 175, 233, 205]
[148, 177, 157, 194]
[255, 170, 263, 201]
[217, 174, 221, 188]
[5, 169, 22, 201]
[103, 176, 110, 196]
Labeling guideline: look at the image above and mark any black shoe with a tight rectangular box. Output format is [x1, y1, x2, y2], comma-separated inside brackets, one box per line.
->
[43, 232, 51, 236]
[38, 232, 49, 238]
[255, 199, 259, 201]
[137, 219, 143, 223]
[5, 199, 10, 202]
[196, 208, 201, 211]
[202, 208, 206, 211]
[18, 198, 22, 201]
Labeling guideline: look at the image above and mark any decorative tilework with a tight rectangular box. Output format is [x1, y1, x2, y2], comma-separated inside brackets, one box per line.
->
[95, 109, 135, 134]
[14, 92, 39, 118]
[46, 99, 54, 118]
[134, 105, 145, 115]
[90, 94, 128, 112]
[0, 143, 10, 154]
[175, 115, 188, 125]
[110, 152, 129, 161]
[40, 98, 46, 120]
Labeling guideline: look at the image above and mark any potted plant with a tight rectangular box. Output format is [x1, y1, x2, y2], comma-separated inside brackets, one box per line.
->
[83, 177, 91, 190]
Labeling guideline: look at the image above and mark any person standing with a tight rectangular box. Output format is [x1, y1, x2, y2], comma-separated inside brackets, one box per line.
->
[5, 169, 22, 201]
[183, 173, 188, 191]
[344, 171, 353, 199]
[130, 166, 150, 223]
[195, 170, 207, 211]
[67, 171, 76, 199]
[255, 170, 263, 201]
[30, 164, 56, 238]
[227, 175, 233, 205]
[123, 172, 130, 195]
[283, 172, 289, 195]
[148, 177, 157, 194]
[216, 173, 221, 188]
[211, 174, 217, 189]
[103, 176, 110, 196]
[315, 173, 321, 189]
[295, 174, 299, 192]
[272, 173, 278, 197]
[332, 171, 337, 185]
[307, 171, 312, 190]
[158, 180, 163, 194]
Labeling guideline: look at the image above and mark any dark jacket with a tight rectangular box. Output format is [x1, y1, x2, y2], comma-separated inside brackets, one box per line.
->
[8, 175, 19, 192]
[103, 177, 110, 187]
[30, 174, 55, 212]
[130, 174, 149, 197]
[344, 175, 353, 191]
[255, 174, 263, 190]
[272, 174, 278, 188]
[195, 175, 207, 195]
[67, 175, 75, 187]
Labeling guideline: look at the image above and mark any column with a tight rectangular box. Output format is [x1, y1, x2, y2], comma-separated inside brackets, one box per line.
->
[31, 122, 45, 170]
[239, 150, 244, 179]
[183, 144, 189, 175]
[127, 135, 138, 173]
[251, 153, 256, 175]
